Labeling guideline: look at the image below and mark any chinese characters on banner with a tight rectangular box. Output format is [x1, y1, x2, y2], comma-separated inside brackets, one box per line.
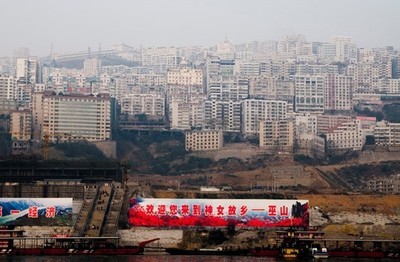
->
[129, 198, 309, 228]
[0, 205, 57, 218]
[0, 198, 73, 226]
[140, 203, 290, 217]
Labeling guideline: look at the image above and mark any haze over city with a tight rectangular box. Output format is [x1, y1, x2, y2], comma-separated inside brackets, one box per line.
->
[1, 0, 400, 56]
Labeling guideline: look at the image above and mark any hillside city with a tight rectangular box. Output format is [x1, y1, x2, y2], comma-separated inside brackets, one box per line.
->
[1, 35, 400, 194]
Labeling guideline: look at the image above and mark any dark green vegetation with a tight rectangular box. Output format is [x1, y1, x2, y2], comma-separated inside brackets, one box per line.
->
[332, 161, 400, 190]
[354, 107, 384, 121]
[117, 131, 190, 175]
[383, 103, 400, 123]
[0, 119, 11, 157]
[53, 142, 107, 159]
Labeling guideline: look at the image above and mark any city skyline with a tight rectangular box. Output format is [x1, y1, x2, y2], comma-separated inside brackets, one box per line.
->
[2, 0, 400, 57]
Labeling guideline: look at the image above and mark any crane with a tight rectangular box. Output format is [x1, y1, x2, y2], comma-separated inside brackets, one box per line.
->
[42, 132, 71, 160]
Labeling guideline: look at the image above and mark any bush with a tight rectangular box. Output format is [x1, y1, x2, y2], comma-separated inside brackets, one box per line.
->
[53, 142, 106, 159]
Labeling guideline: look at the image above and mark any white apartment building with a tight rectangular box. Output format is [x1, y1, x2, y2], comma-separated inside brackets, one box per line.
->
[259, 119, 294, 152]
[378, 78, 400, 93]
[325, 74, 353, 111]
[170, 100, 204, 130]
[15, 83, 33, 107]
[295, 114, 318, 137]
[10, 109, 32, 141]
[121, 93, 165, 117]
[32, 92, 44, 140]
[16, 58, 39, 84]
[294, 114, 318, 156]
[0, 100, 17, 115]
[296, 64, 339, 75]
[331, 36, 357, 63]
[167, 68, 203, 86]
[206, 56, 236, 91]
[241, 99, 287, 135]
[260, 60, 296, 78]
[126, 73, 166, 87]
[318, 43, 336, 62]
[166, 84, 204, 106]
[346, 62, 391, 92]
[39, 91, 111, 142]
[203, 100, 241, 132]
[0, 75, 17, 100]
[83, 58, 101, 77]
[249, 76, 295, 101]
[238, 61, 261, 77]
[141, 46, 178, 74]
[185, 130, 223, 151]
[208, 77, 249, 101]
[278, 35, 307, 56]
[294, 75, 325, 113]
[326, 120, 364, 151]
[375, 121, 400, 147]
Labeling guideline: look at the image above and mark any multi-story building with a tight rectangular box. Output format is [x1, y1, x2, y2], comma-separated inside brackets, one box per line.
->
[367, 174, 400, 194]
[10, 109, 32, 141]
[259, 119, 294, 152]
[392, 55, 400, 79]
[294, 114, 318, 154]
[16, 58, 39, 84]
[296, 64, 339, 75]
[294, 75, 325, 113]
[356, 116, 377, 136]
[318, 43, 336, 62]
[38, 91, 111, 142]
[121, 93, 165, 117]
[0, 75, 17, 100]
[205, 56, 236, 91]
[15, 83, 33, 107]
[141, 46, 178, 74]
[347, 62, 391, 93]
[0, 57, 12, 75]
[203, 100, 241, 132]
[249, 76, 293, 100]
[241, 99, 287, 135]
[208, 77, 249, 101]
[0, 99, 17, 115]
[260, 60, 296, 78]
[170, 100, 204, 130]
[83, 58, 101, 77]
[167, 68, 203, 86]
[325, 120, 364, 151]
[278, 35, 307, 56]
[32, 92, 44, 140]
[325, 74, 353, 111]
[317, 114, 352, 135]
[331, 36, 357, 63]
[126, 73, 166, 87]
[167, 83, 205, 130]
[375, 121, 400, 147]
[378, 78, 400, 93]
[238, 61, 260, 77]
[185, 130, 223, 151]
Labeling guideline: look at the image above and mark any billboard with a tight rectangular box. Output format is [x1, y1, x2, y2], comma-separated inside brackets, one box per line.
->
[0, 198, 73, 226]
[129, 198, 309, 228]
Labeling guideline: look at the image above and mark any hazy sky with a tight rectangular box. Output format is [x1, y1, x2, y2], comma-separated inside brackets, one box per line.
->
[1, 0, 399, 57]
